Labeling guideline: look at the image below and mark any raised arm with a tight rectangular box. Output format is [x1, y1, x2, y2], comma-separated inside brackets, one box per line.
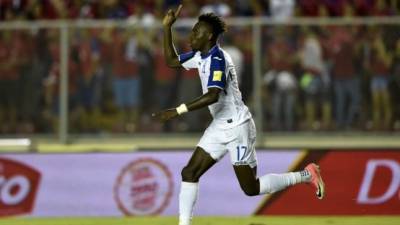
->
[163, 4, 182, 68]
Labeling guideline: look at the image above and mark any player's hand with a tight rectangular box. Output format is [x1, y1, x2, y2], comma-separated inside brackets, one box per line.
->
[162, 4, 182, 27]
[152, 108, 179, 122]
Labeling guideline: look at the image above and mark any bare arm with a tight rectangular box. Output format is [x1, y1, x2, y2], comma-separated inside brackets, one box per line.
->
[162, 5, 182, 68]
[186, 88, 220, 111]
[152, 88, 221, 122]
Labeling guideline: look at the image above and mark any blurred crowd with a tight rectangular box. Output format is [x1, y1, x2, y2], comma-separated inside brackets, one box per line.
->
[0, 26, 204, 134]
[0, 0, 399, 21]
[0, 0, 399, 134]
[262, 25, 400, 132]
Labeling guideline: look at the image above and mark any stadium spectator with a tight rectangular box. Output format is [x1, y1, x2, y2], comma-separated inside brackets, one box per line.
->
[136, 28, 156, 115]
[127, 4, 156, 27]
[297, 0, 321, 17]
[14, 30, 36, 133]
[233, 27, 253, 102]
[368, 30, 393, 130]
[29, 29, 52, 132]
[353, 0, 375, 16]
[43, 30, 79, 132]
[72, 29, 104, 132]
[328, 26, 361, 130]
[0, 0, 399, 135]
[25, 0, 66, 20]
[200, 0, 232, 17]
[222, 34, 244, 84]
[0, 31, 18, 133]
[264, 28, 297, 131]
[109, 28, 141, 132]
[370, 0, 396, 16]
[268, 0, 295, 21]
[177, 0, 199, 18]
[299, 28, 331, 130]
[231, 0, 255, 16]
[154, 36, 177, 110]
[392, 37, 400, 130]
[248, 0, 268, 16]
[1, 0, 399, 20]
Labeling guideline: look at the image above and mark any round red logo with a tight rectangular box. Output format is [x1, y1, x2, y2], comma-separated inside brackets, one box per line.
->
[114, 158, 173, 216]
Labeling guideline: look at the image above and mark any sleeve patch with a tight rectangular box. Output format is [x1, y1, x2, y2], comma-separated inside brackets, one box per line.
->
[212, 71, 223, 81]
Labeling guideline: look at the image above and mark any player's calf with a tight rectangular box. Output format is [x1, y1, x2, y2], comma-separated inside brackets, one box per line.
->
[240, 181, 260, 196]
[234, 165, 260, 196]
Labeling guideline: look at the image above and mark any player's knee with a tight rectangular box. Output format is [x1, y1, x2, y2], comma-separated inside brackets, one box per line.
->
[181, 166, 199, 182]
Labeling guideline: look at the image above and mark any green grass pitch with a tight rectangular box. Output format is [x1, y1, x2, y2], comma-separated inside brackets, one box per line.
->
[0, 216, 398, 225]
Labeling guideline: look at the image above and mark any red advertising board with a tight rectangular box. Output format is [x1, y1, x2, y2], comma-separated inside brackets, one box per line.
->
[257, 150, 400, 215]
[0, 158, 41, 216]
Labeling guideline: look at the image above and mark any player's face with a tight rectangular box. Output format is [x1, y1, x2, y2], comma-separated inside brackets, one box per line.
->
[189, 22, 212, 51]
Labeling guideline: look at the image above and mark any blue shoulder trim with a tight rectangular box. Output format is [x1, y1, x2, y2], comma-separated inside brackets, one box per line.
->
[178, 51, 196, 64]
[207, 48, 226, 89]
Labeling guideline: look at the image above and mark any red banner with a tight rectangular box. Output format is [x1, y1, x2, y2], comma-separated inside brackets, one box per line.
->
[257, 150, 400, 215]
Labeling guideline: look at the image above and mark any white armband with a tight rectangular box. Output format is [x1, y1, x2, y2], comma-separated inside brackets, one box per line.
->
[176, 103, 189, 115]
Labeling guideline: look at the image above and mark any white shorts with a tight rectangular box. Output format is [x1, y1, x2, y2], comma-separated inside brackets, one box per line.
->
[197, 119, 258, 168]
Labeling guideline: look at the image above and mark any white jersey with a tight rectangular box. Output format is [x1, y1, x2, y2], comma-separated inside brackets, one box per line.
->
[178, 45, 251, 129]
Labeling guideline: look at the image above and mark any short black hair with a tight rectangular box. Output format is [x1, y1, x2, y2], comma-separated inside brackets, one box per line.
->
[198, 13, 227, 39]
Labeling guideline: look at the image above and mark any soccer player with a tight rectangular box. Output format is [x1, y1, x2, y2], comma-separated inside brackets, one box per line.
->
[152, 5, 325, 225]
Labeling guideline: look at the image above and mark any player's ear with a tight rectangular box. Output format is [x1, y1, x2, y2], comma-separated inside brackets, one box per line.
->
[208, 33, 213, 41]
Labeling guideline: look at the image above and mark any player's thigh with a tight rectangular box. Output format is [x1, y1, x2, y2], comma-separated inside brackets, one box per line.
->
[197, 125, 228, 162]
[182, 147, 217, 181]
[229, 121, 259, 193]
[227, 119, 258, 168]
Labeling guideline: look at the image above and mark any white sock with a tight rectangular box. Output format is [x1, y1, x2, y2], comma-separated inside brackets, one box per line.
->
[179, 182, 199, 225]
[258, 170, 310, 194]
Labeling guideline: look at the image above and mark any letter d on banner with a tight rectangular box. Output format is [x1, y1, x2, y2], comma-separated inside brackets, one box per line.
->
[357, 159, 400, 204]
